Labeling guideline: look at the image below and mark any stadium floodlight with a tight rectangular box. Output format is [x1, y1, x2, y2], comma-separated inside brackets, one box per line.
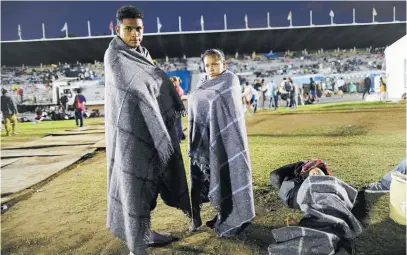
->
[61, 22, 68, 38]
[42, 23, 46, 39]
[244, 14, 248, 29]
[329, 10, 335, 25]
[201, 16, 204, 31]
[310, 10, 313, 26]
[157, 17, 162, 33]
[224, 14, 227, 30]
[87, 21, 91, 37]
[287, 11, 292, 27]
[18, 24, 22, 40]
[372, 8, 378, 23]
[109, 21, 114, 36]
[393, 6, 396, 22]
[178, 16, 182, 32]
[353, 8, 356, 24]
[267, 12, 270, 28]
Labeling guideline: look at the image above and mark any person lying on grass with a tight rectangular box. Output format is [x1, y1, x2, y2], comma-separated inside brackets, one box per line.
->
[269, 159, 370, 226]
[268, 163, 364, 255]
[269, 159, 331, 209]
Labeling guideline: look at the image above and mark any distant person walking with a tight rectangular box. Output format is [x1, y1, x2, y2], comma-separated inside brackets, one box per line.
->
[379, 75, 387, 101]
[260, 79, 268, 109]
[73, 88, 86, 127]
[17, 88, 24, 103]
[60, 94, 68, 111]
[1, 89, 18, 136]
[309, 78, 319, 103]
[267, 79, 278, 110]
[362, 75, 371, 99]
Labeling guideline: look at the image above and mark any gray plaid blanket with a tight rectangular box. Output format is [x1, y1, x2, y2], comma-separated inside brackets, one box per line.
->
[269, 176, 363, 255]
[188, 70, 255, 237]
[104, 36, 191, 254]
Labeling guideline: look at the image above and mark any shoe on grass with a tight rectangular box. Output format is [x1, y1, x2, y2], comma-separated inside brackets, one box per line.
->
[364, 182, 390, 194]
[148, 231, 175, 247]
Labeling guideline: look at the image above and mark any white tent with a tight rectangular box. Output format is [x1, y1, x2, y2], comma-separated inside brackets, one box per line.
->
[385, 35, 407, 100]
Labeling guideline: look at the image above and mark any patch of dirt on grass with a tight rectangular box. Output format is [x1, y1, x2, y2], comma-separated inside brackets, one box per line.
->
[246, 108, 405, 136]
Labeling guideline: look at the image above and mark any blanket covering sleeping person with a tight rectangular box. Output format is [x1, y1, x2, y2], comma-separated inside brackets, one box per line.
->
[104, 36, 192, 254]
[188, 70, 255, 237]
[268, 175, 364, 255]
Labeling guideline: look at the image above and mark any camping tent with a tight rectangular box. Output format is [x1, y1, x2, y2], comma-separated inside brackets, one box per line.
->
[385, 35, 407, 100]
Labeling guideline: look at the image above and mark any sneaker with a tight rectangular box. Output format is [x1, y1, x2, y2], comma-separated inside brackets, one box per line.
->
[364, 182, 390, 194]
[147, 231, 175, 247]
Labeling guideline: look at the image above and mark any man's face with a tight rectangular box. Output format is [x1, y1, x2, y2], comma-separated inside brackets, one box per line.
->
[116, 18, 144, 48]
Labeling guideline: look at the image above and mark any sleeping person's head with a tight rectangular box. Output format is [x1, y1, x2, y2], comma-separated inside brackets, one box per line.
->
[202, 49, 226, 80]
[300, 159, 331, 178]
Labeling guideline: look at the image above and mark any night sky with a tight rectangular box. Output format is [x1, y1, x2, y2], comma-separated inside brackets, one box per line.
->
[1, 1, 406, 41]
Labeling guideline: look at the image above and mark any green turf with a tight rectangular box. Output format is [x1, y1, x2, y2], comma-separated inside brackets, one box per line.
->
[1, 101, 406, 255]
[1, 118, 103, 147]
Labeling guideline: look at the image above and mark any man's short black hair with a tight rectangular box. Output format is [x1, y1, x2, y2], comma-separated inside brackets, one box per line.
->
[116, 5, 144, 25]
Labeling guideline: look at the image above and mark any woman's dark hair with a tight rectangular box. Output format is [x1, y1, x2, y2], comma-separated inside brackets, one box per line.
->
[201, 49, 225, 62]
[116, 5, 144, 25]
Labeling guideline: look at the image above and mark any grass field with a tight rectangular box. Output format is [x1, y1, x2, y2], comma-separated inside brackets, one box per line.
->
[1, 101, 406, 255]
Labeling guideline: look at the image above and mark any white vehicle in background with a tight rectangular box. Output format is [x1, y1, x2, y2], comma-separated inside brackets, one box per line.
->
[52, 78, 105, 112]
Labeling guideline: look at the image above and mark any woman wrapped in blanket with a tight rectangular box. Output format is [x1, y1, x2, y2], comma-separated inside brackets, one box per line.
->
[188, 49, 255, 237]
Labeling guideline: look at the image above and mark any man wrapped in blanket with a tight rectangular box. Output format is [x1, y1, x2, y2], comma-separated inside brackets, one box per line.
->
[104, 6, 191, 255]
[188, 49, 255, 237]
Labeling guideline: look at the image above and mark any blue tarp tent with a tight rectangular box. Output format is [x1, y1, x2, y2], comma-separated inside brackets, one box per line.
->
[264, 52, 278, 58]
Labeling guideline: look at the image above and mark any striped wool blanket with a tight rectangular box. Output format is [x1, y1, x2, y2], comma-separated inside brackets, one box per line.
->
[269, 176, 363, 255]
[188, 70, 255, 237]
[104, 36, 191, 254]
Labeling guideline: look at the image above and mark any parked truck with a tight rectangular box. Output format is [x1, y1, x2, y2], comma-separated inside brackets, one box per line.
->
[52, 78, 105, 112]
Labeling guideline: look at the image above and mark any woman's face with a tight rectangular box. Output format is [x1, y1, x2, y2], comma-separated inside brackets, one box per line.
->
[203, 55, 225, 80]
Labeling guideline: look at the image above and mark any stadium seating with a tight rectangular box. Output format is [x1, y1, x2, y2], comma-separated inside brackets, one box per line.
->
[1, 48, 385, 106]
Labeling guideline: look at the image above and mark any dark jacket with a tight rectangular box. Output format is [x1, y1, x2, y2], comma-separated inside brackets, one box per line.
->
[269, 161, 306, 209]
[310, 81, 316, 91]
[364, 77, 371, 89]
[1, 95, 18, 115]
[269, 160, 330, 209]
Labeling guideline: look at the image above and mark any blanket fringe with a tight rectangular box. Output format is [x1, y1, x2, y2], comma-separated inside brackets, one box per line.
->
[156, 142, 175, 173]
[165, 109, 187, 129]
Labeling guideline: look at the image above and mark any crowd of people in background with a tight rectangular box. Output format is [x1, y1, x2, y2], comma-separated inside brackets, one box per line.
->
[239, 72, 388, 115]
[0, 45, 390, 133]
